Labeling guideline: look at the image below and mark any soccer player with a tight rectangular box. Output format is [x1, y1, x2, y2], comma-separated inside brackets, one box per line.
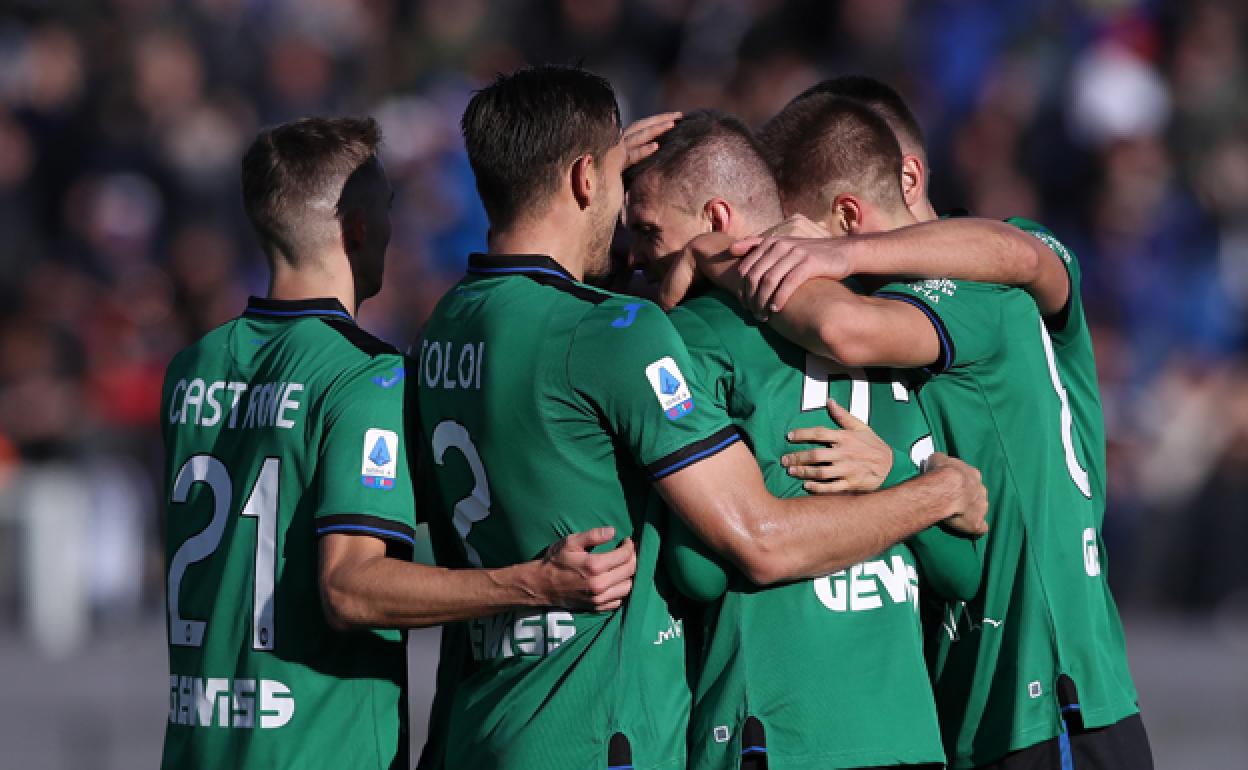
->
[415, 65, 988, 770]
[701, 95, 1148, 769]
[623, 109, 982, 770]
[160, 117, 642, 770]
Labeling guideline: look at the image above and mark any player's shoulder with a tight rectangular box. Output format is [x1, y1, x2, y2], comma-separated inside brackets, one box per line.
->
[1006, 216, 1077, 266]
[294, 319, 407, 397]
[671, 289, 755, 343]
[313, 317, 403, 360]
[677, 288, 750, 323]
[574, 290, 674, 337]
[877, 277, 1007, 306]
[163, 319, 237, 382]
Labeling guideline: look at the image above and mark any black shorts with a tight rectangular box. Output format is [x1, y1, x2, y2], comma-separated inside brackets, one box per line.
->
[976, 712, 1153, 770]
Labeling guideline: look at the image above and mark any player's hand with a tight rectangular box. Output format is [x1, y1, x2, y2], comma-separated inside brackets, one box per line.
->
[729, 233, 853, 320]
[922, 453, 989, 536]
[537, 527, 637, 611]
[657, 232, 741, 310]
[779, 399, 893, 493]
[656, 244, 700, 311]
[622, 112, 682, 168]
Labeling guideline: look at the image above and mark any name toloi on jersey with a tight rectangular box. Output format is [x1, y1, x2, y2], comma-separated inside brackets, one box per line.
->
[361, 428, 399, 489]
[645, 357, 694, 420]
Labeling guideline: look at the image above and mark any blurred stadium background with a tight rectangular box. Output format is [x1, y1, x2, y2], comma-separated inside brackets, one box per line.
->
[0, 0, 1245, 767]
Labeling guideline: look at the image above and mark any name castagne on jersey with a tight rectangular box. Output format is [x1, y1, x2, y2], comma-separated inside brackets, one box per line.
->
[166, 378, 305, 429]
[163, 337, 487, 431]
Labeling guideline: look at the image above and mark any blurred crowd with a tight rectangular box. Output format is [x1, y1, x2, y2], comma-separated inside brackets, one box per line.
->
[0, 0, 1245, 655]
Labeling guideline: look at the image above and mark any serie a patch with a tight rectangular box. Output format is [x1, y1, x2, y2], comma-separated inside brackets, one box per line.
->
[361, 428, 399, 489]
[645, 356, 694, 420]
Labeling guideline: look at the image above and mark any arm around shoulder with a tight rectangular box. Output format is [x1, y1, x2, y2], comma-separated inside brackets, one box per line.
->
[772, 279, 944, 369]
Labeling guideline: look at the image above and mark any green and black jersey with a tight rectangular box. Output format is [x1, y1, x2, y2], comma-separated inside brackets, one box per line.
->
[667, 289, 979, 770]
[877, 240, 1139, 767]
[160, 297, 416, 770]
[414, 254, 742, 770]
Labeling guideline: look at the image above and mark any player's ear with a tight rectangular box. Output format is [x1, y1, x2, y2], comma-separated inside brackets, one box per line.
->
[704, 198, 732, 234]
[832, 194, 863, 235]
[571, 154, 595, 210]
[901, 154, 925, 209]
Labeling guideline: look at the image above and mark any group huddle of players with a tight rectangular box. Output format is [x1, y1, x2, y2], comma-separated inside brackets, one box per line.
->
[160, 65, 1153, 770]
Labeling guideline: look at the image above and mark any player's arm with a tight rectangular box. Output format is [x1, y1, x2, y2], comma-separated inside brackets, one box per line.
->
[314, 353, 636, 631]
[656, 445, 985, 585]
[768, 279, 943, 369]
[665, 232, 942, 369]
[574, 300, 982, 587]
[318, 527, 636, 630]
[779, 419, 983, 599]
[729, 216, 1070, 318]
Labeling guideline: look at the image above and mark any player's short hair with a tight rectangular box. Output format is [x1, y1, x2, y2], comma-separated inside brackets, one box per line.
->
[771, 95, 906, 220]
[462, 65, 621, 231]
[793, 75, 926, 157]
[241, 116, 382, 264]
[623, 108, 782, 226]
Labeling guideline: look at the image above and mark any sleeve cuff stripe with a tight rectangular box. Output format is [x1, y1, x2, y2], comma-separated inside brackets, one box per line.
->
[316, 523, 417, 545]
[875, 291, 955, 374]
[647, 426, 742, 480]
[316, 513, 416, 543]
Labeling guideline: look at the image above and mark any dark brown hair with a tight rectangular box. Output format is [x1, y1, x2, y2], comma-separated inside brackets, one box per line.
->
[462, 65, 620, 230]
[768, 95, 905, 219]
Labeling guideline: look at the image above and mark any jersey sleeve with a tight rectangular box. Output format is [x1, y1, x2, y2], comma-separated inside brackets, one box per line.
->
[667, 304, 736, 414]
[658, 304, 740, 601]
[884, 453, 983, 601]
[1007, 216, 1088, 350]
[313, 353, 418, 551]
[568, 298, 742, 480]
[908, 521, 984, 602]
[874, 279, 1005, 373]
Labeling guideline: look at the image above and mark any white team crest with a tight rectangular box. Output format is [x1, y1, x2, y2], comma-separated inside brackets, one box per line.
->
[645, 357, 694, 420]
[361, 428, 399, 489]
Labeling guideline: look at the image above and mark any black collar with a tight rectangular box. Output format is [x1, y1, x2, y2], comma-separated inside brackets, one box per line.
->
[467, 253, 577, 282]
[243, 296, 354, 322]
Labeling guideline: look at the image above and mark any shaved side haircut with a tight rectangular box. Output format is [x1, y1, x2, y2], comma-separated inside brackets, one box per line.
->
[767, 95, 906, 220]
[793, 75, 926, 159]
[241, 116, 382, 265]
[624, 108, 783, 230]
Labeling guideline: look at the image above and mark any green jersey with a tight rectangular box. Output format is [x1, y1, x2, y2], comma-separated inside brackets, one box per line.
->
[160, 297, 417, 770]
[1008, 217, 1137, 721]
[667, 290, 980, 770]
[414, 254, 742, 770]
[876, 273, 1139, 767]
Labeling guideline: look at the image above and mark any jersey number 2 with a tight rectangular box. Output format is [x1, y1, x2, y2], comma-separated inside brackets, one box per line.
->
[167, 455, 279, 651]
[431, 420, 492, 567]
[802, 354, 934, 466]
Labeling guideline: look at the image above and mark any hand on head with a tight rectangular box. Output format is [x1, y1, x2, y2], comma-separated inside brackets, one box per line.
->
[728, 221, 853, 320]
[622, 112, 682, 169]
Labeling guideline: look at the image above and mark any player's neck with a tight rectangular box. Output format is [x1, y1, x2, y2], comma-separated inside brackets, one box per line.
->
[912, 197, 939, 223]
[488, 219, 589, 281]
[882, 206, 919, 230]
[266, 258, 359, 318]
